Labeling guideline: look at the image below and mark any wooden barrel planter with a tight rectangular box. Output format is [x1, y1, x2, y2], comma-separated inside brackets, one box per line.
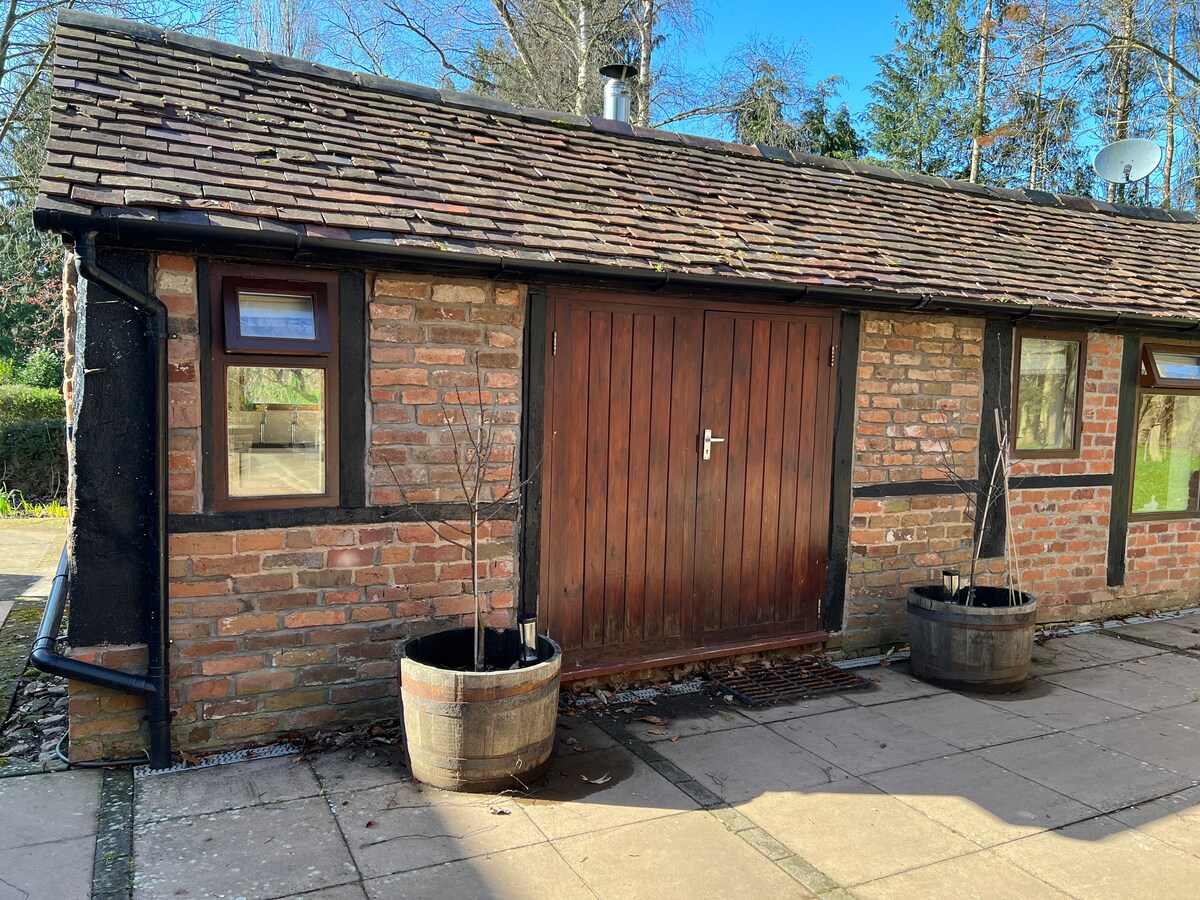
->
[907, 586, 1036, 693]
[400, 627, 562, 792]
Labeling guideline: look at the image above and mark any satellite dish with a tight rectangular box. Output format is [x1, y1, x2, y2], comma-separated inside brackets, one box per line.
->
[1094, 138, 1162, 184]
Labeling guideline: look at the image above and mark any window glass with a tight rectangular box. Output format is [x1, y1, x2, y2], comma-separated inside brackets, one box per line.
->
[1133, 393, 1200, 514]
[226, 366, 326, 498]
[1152, 349, 1200, 383]
[237, 292, 316, 340]
[1015, 337, 1080, 452]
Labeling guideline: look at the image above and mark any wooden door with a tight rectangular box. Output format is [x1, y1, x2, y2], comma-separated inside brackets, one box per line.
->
[541, 294, 703, 667]
[541, 291, 837, 671]
[694, 310, 836, 641]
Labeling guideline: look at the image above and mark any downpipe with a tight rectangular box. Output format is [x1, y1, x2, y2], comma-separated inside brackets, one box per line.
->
[31, 548, 158, 698]
[46, 232, 173, 769]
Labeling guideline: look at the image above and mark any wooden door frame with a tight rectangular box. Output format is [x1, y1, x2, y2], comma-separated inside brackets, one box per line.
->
[529, 285, 850, 679]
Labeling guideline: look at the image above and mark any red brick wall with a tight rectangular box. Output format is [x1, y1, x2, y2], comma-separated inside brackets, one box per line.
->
[367, 274, 524, 505]
[843, 313, 983, 647]
[841, 323, 1196, 649]
[157, 254, 204, 515]
[66, 261, 522, 761]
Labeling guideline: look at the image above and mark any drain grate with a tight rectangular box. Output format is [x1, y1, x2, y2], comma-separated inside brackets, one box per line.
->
[707, 657, 871, 707]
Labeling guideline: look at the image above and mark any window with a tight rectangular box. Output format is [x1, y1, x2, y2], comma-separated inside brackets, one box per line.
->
[211, 270, 339, 510]
[1133, 345, 1200, 517]
[1012, 331, 1085, 457]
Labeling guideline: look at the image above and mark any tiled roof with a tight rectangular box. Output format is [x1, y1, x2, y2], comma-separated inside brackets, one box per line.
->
[38, 10, 1200, 320]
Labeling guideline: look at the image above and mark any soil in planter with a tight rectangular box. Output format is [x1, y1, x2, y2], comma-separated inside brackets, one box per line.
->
[924, 585, 1033, 609]
[404, 627, 556, 672]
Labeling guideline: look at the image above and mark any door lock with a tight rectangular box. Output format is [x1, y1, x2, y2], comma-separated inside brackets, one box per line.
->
[702, 428, 725, 460]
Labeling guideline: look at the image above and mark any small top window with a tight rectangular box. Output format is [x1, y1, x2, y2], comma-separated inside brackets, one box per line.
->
[223, 279, 331, 354]
[1143, 346, 1200, 387]
[1012, 331, 1085, 458]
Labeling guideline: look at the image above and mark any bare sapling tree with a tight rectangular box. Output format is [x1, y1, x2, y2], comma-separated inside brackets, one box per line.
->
[386, 359, 532, 672]
[934, 407, 1024, 607]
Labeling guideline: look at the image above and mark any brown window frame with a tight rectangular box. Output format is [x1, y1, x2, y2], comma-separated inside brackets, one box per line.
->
[210, 266, 340, 512]
[1130, 341, 1200, 521]
[222, 277, 333, 354]
[1011, 329, 1087, 460]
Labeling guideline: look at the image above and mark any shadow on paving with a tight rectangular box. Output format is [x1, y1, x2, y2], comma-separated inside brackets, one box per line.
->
[129, 624, 1200, 899]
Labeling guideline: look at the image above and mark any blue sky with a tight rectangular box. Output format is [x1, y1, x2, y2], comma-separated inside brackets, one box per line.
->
[681, 0, 910, 121]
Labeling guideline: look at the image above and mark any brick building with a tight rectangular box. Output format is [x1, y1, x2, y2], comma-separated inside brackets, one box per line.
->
[35, 11, 1200, 763]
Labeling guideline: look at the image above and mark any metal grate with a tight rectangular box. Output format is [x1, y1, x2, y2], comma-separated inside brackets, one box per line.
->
[133, 741, 300, 778]
[708, 657, 871, 707]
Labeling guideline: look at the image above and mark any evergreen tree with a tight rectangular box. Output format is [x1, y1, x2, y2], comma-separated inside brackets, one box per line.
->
[866, 0, 973, 177]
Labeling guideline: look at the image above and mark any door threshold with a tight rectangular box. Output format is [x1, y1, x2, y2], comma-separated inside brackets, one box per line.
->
[560, 630, 830, 683]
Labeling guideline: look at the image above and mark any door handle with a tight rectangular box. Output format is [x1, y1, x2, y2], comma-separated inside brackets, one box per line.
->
[702, 428, 725, 460]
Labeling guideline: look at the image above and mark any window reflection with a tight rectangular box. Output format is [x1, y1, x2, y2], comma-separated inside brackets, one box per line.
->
[1015, 337, 1080, 453]
[226, 366, 325, 497]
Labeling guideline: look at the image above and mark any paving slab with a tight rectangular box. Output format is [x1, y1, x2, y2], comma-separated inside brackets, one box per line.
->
[1115, 653, 1200, 691]
[0, 834, 98, 900]
[1042, 663, 1199, 712]
[133, 795, 359, 900]
[979, 678, 1139, 730]
[554, 811, 810, 898]
[268, 886, 368, 900]
[517, 743, 697, 839]
[873, 691, 1050, 750]
[135, 755, 322, 822]
[865, 751, 1096, 847]
[1074, 714, 1200, 781]
[332, 781, 546, 879]
[1052, 630, 1165, 661]
[553, 716, 617, 754]
[731, 690, 856, 723]
[734, 777, 978, 886]
[1109, 620, 1200, 651]
[768, 705, 958, 775]
[620, 702, 751, 744]
[1108, 785, 1200, 858]
[1153, 698, 1200, 729]
[653, 720, 849, 804]
[1165, 612, 1200, 630]
[851, 848, 1072, 900]
[1031, 632, 1163, 677]
[993, 815, 1200, 900]
[848, 664, 948, 706]
[0, 769, 101, 850]
[979, 732, 1192, 813]
[362, 843, 592, 900]
[309, 749, 411, 797]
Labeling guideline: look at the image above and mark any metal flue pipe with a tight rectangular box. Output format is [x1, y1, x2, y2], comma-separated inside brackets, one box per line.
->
[600, 64, 638, 123]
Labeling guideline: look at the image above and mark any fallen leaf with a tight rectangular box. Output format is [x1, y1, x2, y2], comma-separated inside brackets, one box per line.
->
[636, 715, 668, 726]
[879, 658, 891, 668]
[488, 806, 512, 816]
[669, 735, 679, 742]
[347, 751, 357, 761]
[647, 728, 670, 735]
[365, 820, 375, 828]
[581, 773, 612, 785]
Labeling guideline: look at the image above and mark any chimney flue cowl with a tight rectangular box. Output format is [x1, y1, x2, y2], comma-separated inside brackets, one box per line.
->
[600, 63, 638, 123]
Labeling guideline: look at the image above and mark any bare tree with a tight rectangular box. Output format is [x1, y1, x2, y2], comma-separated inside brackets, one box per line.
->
[387, 362, 531, 672]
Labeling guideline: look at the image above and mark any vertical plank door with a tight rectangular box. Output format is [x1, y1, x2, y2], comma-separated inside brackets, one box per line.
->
[541, 293, 703, 669]
[693, 309, 837, 641]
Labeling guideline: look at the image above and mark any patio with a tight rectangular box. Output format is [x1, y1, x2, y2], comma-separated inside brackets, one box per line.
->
[111, 616, 1200, 899]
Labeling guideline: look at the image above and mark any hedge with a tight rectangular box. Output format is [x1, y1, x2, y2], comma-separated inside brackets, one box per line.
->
[0, 385, 65, 426]
[0, 419, 67, 500]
